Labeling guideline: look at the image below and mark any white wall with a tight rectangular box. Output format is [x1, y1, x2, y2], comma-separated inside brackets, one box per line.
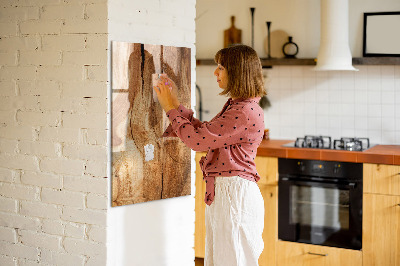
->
[196, 0, 400, 58]
[196, 0, 400, 145]
[0, 0, 108, 265]
[107, 1, 196, 266]
[197, 64, 400, 145]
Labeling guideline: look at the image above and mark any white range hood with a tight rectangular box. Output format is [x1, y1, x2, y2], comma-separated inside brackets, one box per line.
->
[314, 0, 358, 71]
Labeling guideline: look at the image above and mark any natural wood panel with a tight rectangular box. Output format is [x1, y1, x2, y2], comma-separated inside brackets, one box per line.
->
[363, 193, 400, 266]
[111, 42, 191, 206]
[364, 164, 400, 196]
[195, 152, 207, 258]
[255, 156, 278, 186]
[259, 185, 278, 266]
[276, 241, 362, 266]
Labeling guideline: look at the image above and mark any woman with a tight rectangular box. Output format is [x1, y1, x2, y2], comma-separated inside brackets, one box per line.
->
[153, 44, 266, 266]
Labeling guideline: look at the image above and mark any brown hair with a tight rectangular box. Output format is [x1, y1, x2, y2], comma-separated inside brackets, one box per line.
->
[214, 44, 266, 99]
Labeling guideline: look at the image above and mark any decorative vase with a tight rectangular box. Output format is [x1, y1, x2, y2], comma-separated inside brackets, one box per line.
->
[282, 36, 299, 58]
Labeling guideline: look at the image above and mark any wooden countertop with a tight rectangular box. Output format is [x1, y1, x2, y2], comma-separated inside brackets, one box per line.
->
[256, 139, 400, 165]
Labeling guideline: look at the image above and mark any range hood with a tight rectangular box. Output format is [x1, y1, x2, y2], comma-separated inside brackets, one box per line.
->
[314, 0, 358, 71]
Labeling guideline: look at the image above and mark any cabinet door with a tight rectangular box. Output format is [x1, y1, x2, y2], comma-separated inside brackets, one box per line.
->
[259, 185, 278, 266]
[255, 156, 278, 186]
[364, 164, 400, 196]
[363, 193, 400, 266]
[195, 152, 207, 258]
[277, 241, 362, 266]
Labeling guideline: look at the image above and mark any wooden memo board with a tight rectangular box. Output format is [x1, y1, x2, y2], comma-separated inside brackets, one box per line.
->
[111, 41, 191, 207]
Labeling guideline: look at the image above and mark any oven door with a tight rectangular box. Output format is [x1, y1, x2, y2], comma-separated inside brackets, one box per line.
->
[278, 176, 362, 250]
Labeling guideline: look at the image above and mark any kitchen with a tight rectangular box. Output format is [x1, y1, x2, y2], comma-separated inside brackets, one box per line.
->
[195, 0, 400, 265]
[0, 0, 399, 265]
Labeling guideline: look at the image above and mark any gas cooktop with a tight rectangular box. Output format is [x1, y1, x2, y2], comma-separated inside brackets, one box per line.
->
[282, 135, 375, 151]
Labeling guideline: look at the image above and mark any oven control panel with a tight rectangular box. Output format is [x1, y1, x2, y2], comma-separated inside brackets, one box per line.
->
[280, 158, 362, 180]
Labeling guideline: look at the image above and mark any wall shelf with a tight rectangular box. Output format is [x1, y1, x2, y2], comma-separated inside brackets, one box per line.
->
[196, 57, 400, 67]
[352, 57, 400, 65]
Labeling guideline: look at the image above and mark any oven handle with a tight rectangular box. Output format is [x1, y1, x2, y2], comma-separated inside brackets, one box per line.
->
[280, 177, 357, 189]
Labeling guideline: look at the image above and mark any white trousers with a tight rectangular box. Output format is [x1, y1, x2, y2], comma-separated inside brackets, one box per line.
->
[205, 176, 265, 266]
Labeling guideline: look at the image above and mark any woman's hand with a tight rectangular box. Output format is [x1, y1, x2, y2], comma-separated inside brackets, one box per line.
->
[159, 74, 180, 109]
[153, 75, 177, 113]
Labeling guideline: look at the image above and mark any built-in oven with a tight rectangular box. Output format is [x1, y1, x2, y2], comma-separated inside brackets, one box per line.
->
[278, 158, 363, 250]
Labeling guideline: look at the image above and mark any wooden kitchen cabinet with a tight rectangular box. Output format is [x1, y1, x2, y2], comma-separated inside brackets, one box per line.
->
[194, 154, 279, 263]
[255, 156, 278, 186]
[195, 152, 207, 258]
[363, 193, 400, 266]
[363, 163, 400, 266]
[276, 240, 362, 266]
[364, 163, 400, 196]
[258, 184, 278, 266]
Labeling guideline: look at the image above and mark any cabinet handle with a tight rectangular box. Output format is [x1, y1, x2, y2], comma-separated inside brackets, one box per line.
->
[307, 252, 328, 256]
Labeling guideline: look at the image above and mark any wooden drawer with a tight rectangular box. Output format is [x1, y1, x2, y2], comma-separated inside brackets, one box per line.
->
[277, 241, 362, 266]
[364, 164, 400, 196]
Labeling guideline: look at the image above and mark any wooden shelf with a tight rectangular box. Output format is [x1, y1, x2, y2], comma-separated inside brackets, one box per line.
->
[352, 57, 400, 65]
[260, 58, 316, 66]
[196, 57, 400, 67]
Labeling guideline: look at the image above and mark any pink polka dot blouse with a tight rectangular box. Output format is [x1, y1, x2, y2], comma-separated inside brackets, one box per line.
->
[162, 97, 265, 205]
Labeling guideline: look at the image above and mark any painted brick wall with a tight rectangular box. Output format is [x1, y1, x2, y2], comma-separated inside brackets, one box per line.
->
[0, 0, 108, 265]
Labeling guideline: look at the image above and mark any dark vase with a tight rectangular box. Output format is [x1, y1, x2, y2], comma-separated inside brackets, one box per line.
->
[282, 36, 299, 58]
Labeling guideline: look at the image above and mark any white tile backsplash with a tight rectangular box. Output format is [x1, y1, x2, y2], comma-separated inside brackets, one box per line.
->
[367, 91, 381, 105]
[382, 105, 395, 118]
[382, 90, 395, 104]
[196, 65, 400, 144]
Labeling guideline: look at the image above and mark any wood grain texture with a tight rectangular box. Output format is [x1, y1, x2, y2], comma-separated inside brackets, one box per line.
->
[364, 164, 400, 196]
[363, 193, 400, 266]
[259, 185, 278, 266]
[111, 42, 191, 206]
[224, 16, 242, 48]
[195, 152, 207, 258]
[276, 241, 362, 266]
[255, 156, 278, 186]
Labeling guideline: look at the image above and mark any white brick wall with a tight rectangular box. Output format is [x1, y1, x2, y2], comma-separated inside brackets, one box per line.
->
[1, 0, 197, 264]
[0, 0, 108, 265]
